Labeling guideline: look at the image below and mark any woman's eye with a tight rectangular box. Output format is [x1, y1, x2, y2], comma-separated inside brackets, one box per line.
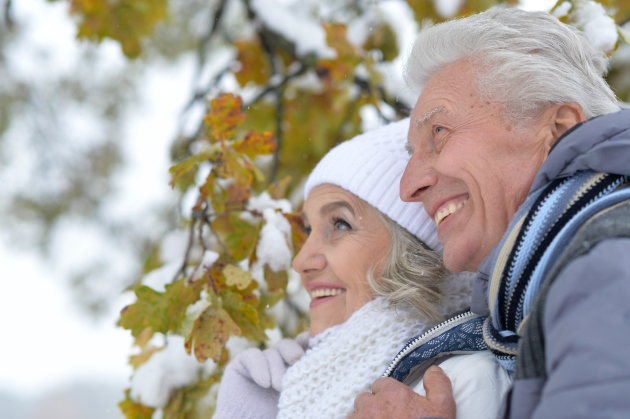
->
[334, 219, 351, 231]
[435, 126, 444, 134]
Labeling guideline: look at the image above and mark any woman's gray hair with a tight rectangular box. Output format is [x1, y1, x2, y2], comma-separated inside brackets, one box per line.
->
[367, 213, 449, 322]
[404, 7, 621, 126]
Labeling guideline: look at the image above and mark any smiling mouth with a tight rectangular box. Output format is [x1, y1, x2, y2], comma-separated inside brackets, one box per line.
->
[435, 196, 469, 226]
[308, 286, 345, 308]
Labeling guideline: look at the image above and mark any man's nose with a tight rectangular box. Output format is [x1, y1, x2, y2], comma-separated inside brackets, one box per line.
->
[400, 152, 438, 203]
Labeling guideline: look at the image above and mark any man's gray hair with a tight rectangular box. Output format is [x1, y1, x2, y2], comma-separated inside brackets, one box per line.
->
[404, 7, 622, 125]
[367, 214, 448, 322]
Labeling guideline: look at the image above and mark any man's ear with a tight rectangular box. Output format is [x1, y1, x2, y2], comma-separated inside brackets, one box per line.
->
[548, 103, 586, 146]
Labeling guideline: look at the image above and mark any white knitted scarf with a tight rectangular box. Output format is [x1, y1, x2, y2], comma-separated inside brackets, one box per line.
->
[277, 272, 474, 419]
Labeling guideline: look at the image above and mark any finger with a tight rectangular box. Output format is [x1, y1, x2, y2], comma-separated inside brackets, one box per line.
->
[353, 391, 373, 413]
[369, 377, 401, 394]
[275, 338, 305, 365]
[295, 330, 310, 350]
[423, 366, 456, 417]
[263, 348, 286, 391]
[240, 348, 272, 388]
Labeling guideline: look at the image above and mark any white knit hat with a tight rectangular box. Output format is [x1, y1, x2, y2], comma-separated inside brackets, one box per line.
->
[304, 118, 441, 253]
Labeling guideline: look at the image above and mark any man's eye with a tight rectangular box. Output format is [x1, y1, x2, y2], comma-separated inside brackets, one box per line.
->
[334, 219, 351, 231]
[435, 126, 444, 134]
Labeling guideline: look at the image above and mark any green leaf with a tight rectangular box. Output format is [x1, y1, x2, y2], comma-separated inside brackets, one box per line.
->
[264, 265, 288, 293]
[224, 212, 261, 261]
[221, 290, 267, 341]
[120, 279, 203, 337]
[185, 306, 241, 362]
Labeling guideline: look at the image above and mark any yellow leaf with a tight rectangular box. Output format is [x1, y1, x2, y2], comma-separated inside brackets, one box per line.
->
[264, 265, 288, 293]
[204, 94, 246, 142]
[619, 25, 630, 45]
[234, 37, 273, 86]
[119, 389, 155, 419]
[185, 306, 241, 362]
[129, 346, 162, 370]
[233, 131, 276, 159]
[222, 264, 253, 290]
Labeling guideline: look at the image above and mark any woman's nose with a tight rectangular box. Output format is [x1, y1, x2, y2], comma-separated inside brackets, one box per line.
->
[292, 235, 326, 275]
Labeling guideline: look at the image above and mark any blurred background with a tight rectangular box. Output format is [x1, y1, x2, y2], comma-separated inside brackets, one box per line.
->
[0, 0, 628, 417]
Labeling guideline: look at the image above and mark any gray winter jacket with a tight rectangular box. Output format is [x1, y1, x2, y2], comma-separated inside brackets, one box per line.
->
[471, 109, 630, 419]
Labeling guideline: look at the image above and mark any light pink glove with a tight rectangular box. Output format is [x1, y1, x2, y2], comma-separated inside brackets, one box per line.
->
[213, 332, 309, 419]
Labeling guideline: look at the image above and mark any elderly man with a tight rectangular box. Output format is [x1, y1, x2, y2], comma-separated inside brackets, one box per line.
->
[350, 7, 630, 419]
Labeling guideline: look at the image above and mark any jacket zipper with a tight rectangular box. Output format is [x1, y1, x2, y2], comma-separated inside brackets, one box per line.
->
[382, 310, 480, 378]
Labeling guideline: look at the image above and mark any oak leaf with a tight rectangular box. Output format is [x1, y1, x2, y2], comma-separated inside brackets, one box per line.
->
[222, 264, 253, 290]
[221, 290, 267, 341]
[204, 94, 246, 142]
[233, 131, 276, 159]
[184, 306, 241, 362]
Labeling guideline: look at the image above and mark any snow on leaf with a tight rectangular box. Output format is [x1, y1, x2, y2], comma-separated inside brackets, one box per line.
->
[131, 336, 203, 408]
[129, 346, 162, 370]
[222, 264, 253, 290]
[247, 191, 292, 214]
[570, 0, 618, 53]
[256, 208, 293, 272]
[233, 130, 276, 159]
[185, 306, 241, 363]
[204, 94, 246, 143]
[221, 290, 267, 341]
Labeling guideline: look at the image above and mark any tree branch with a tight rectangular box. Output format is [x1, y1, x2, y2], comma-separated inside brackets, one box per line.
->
[173, 219, 196, 282]
[4, 0, 13, 29]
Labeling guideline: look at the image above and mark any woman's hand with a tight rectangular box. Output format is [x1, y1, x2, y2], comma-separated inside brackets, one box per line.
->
[213, 332, 309, 419]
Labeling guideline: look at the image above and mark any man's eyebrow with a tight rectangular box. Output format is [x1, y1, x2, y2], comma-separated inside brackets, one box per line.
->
[320, 201, 354, 217]
[415, 107, 448, 131]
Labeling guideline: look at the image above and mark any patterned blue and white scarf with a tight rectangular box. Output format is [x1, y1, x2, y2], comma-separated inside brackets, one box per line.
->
[483, 170, 630, 371]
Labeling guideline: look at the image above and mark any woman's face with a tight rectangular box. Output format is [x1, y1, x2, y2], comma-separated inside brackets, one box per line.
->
[292, 184, 392, 336]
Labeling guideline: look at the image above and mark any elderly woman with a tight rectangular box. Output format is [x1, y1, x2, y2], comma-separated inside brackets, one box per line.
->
[350, 7, 630, 419]
[213, 119, 511, 419]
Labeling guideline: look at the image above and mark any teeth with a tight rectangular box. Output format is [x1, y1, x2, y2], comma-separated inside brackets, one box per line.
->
[309, 288, 344, 300]
[435, 199, 468, 226]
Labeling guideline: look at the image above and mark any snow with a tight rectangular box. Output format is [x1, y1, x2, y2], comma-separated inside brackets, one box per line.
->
[130, 336, 206, 408]
[570, 0, 618, 53]
[433, 0, 464, 19]
[250, 0, 336, 58]
[552, 1, 573, 17]
[255, 208, 293, 272]
[247, 191, 292, 214]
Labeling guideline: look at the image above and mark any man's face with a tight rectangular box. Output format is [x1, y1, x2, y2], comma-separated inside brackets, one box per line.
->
[401, 59, 549, 272]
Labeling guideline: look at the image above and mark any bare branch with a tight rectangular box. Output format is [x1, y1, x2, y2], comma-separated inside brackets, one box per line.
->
[173, 219, 197, 282]
[4, 0, 13, 29]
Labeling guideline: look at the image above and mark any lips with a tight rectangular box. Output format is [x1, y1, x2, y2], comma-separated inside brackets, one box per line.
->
[432, 194, 470, 226]
[308, 282, 346, 308]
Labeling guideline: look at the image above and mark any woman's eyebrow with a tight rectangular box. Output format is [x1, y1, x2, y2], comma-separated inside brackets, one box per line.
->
[320, 201, 355, 217]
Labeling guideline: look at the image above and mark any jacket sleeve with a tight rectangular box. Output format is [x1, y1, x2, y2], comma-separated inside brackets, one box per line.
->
[532, 238, 630, 419]
[412, 352, 512, 419]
